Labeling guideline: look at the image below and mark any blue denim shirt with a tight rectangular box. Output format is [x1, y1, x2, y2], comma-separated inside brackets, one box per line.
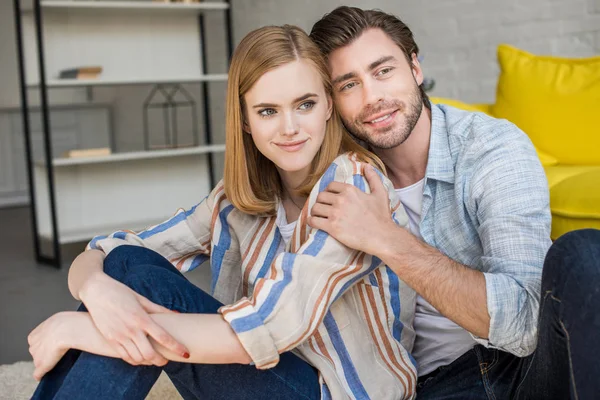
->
[421, 104, 552, 357]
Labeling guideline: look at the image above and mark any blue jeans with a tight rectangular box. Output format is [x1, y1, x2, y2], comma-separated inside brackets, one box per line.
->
[417, 229, 600, 399]
[32, 245, 320, 400]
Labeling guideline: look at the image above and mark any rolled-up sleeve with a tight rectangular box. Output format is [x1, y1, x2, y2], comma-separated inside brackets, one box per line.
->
[86, 182, 222, 273]
[219, 156, 408, 369]
[469, 122, 552, 356]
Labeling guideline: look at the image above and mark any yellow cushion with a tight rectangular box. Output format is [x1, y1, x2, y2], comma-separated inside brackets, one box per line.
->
[431, 96, 558, 167]
[548, 169, 600, 239]
[430, 97, 489, 114]
[544, 165, 600, 188]
[470, 103, 493, 115]
[492, 44, 600, 165]
[536, 149, 559, 167]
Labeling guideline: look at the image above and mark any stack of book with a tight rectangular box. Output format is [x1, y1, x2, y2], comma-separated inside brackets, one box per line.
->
[58, 66, 103, 80]
[63, 148, 112, 158]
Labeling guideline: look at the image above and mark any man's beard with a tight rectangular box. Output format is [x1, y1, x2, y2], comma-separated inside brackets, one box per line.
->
[342, 86, 423, 150]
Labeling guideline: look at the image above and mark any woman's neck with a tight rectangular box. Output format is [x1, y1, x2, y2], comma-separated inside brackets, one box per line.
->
[278, 167, 309, 223]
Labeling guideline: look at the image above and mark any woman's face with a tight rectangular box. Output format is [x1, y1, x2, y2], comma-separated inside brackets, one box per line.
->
[244, 59, 332, 184]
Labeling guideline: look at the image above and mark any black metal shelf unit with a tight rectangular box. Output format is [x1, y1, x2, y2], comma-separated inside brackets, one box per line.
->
[12, 0, 234, 268]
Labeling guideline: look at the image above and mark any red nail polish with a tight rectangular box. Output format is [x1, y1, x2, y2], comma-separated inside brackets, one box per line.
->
[173, 310, 180, 313]
[183, 352, 190, 359]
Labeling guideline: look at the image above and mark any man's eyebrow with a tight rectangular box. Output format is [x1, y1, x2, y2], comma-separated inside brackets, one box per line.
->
[331, 56, 398, 86]
[252, 93, 318, 108]
[332, 72, 357, 86]
[368, 55, 397, 71]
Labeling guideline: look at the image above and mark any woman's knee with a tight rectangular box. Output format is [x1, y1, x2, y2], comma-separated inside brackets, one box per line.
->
[119, 268, 168, 302]
[103, 245, 174, 281]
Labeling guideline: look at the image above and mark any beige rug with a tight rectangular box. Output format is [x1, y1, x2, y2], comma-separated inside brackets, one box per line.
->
[0, 361, 182, 399]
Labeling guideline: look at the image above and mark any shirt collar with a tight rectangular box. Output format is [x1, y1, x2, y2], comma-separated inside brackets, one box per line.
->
[425, 104, 455, 184]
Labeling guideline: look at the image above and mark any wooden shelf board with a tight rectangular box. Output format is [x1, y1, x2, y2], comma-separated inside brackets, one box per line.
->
[36, 1, 229, 13]
[33, 144, 226, 167]
[27, 74, 228, 88]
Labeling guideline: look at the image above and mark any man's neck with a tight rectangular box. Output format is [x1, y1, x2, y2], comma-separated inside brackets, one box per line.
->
[373, 105, 432, 189]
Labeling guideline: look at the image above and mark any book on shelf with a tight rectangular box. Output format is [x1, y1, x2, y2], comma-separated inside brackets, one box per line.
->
[63, 148, 112, 159]
[59, 66, 103, 80]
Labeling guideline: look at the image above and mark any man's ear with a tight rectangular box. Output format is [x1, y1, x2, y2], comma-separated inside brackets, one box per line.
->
[411, 53, 424, 86]
[326, 94, 333, 121]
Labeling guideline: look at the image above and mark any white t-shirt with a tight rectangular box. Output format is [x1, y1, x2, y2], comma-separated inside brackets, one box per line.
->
[276, 201, 298, 251]
[396, 180, 476, 376]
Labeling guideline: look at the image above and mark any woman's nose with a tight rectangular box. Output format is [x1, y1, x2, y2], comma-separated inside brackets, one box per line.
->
[281, 112, 298, 137]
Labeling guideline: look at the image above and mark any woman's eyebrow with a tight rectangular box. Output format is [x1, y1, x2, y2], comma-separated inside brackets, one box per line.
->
[253, 93, 318, 109]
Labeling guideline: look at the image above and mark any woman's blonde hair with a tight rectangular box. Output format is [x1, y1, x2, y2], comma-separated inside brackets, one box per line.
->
[224, 25, 384, 215]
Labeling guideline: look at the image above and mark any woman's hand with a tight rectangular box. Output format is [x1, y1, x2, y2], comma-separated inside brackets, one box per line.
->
[79, 272, 189, 366]
[28, 312, 73, 381]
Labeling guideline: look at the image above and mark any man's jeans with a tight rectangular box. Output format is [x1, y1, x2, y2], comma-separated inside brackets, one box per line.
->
[32, 245, 320, 400]
[417, 229, 600, 399]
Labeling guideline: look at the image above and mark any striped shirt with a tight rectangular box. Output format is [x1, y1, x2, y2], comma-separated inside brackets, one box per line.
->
[88, 153, 418, 400]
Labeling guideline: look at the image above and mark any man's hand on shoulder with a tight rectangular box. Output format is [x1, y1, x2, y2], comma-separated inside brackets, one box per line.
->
[308, 164, 414, 259]
[310, 164, 491, 339]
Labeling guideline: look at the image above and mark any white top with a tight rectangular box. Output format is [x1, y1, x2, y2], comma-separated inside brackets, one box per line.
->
[276, 201, 298, 249]
[396, 180, 476, 376]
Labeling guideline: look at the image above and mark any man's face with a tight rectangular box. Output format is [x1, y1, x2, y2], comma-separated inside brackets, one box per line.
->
[328, 28, 424, 149]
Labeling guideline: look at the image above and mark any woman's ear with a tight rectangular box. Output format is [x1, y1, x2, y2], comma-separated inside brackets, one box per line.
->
[243, 120, 252, 134]
[326, 94, 333, 121]
[241, 98, 252, 134]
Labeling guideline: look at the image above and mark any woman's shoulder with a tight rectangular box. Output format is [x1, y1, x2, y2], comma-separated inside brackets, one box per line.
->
[318, 152, 367, 183]
[206, 179, 239, 215]
[331, 151, 360, 171]
[328, 152, 391, 189]
[208, 179, 265, 221]
[319, 152, 404, 214]
[206, 179, 228, 206]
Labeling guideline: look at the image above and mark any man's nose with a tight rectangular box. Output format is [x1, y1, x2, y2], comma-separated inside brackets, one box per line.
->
[363, 79, 384, 108]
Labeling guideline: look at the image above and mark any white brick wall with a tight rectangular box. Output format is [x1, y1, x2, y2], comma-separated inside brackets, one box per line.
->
[231, 0, 600, 103]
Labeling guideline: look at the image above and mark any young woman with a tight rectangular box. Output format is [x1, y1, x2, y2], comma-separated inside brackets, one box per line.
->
[28, 25, 417, 400]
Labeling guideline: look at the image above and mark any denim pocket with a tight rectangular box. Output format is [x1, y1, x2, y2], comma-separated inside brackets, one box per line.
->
[474, 345, 500, 400]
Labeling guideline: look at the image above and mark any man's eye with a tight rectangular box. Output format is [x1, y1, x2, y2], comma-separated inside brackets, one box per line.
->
[259, 108, 276, 117]
[377, 67, 393, 76]
[299, 101, 315, 110]
[341, 82, 357, 91]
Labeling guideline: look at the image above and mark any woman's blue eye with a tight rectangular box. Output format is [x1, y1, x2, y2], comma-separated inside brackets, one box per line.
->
[259, 108, 276, 117]
[299, 101, 315, 110]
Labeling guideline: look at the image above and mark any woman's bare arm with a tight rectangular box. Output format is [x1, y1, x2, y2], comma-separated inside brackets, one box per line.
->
[62, 311, 251, 365]
[67, 249, 106, 301]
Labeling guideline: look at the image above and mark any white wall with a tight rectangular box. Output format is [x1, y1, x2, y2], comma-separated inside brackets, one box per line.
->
[0, 1, 20, 109]
[231, 0, 600, 103]
[1, 0, 599, 150]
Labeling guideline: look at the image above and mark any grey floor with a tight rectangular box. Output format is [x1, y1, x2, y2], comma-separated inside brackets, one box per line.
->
[0, 206, 211, 365]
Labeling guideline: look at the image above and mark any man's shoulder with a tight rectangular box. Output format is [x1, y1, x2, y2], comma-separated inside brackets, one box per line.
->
[436, 104, 535, 161]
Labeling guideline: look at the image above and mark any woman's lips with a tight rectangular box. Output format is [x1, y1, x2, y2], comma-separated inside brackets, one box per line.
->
[275, 138, 309, 152]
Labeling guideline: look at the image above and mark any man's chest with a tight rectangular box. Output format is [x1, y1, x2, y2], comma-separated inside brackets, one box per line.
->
[420, 183, 484, 270]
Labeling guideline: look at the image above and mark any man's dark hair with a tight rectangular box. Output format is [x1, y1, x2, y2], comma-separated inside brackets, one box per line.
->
[310, 6, 430, 109]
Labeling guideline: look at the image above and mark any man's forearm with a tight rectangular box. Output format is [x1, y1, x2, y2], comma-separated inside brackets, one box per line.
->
[380, 226, 490, 338]
[64, 312, 251, 365]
